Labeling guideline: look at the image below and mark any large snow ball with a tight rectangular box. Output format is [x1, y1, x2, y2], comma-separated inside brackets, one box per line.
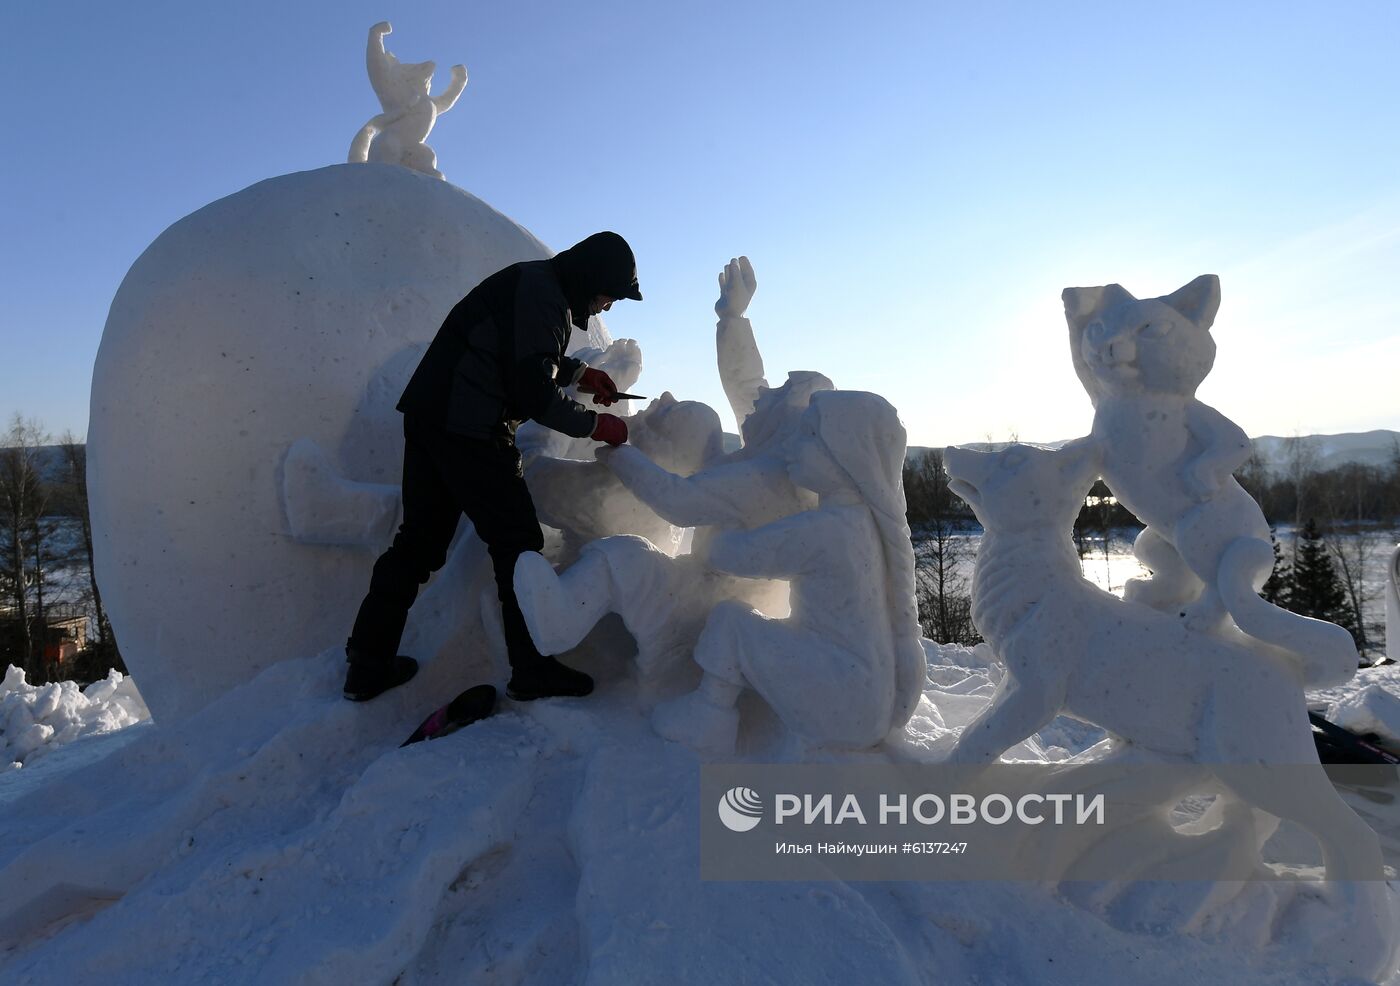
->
[89, 163, 609, 721]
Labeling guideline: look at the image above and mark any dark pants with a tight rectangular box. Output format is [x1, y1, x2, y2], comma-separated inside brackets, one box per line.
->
[348, 415, 545, 671]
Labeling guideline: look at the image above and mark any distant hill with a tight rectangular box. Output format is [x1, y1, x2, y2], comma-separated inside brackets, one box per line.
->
[1249, 430, 1400, 476]
[905, 431, 1400, 474]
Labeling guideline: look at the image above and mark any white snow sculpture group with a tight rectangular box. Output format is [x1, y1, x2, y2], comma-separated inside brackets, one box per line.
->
[70, 24, 1396, 980]
[511, 257, 924, 754]
[940, 278, 1392, 973]
[348, 22, 466, 180]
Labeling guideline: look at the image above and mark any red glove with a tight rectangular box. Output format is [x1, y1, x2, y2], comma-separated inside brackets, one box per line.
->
[591, 413, 628, 447]
[578, 367, 619, 406]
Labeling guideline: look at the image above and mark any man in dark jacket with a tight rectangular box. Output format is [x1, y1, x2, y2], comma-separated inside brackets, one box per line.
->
[343, 231, 641, 702]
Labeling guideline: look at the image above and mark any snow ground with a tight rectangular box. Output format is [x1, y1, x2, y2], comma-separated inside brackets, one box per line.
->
[1, 638, 1396, 985]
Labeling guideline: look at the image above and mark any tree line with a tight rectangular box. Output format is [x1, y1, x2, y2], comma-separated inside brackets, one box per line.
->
[905, 438, 1400, 661]
[0, 415, 121, 685]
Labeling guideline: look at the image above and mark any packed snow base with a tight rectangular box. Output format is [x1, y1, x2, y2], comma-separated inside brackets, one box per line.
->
[0, 665, 148, 770]
[0, 639, 1393, 986]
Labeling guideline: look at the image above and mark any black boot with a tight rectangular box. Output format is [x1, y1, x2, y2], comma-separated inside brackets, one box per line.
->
[506, 655, 594, 701]
[343, 647, 419, 702]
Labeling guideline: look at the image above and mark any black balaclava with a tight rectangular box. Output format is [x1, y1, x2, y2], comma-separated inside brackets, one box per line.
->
[550, 232, 643, 329]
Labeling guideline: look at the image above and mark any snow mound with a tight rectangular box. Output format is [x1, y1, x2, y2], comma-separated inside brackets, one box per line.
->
[88, 163, 609, 724]
[0, 644, 1370, 985]
[1330, 683, 1400, 745]
[0, 665, 149, 769]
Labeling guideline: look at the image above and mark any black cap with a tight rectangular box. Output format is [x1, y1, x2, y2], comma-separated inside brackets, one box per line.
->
[556, 231, 643, 302]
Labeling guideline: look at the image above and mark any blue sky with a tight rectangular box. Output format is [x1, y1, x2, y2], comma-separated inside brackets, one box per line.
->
[4, 0, 1399, 446]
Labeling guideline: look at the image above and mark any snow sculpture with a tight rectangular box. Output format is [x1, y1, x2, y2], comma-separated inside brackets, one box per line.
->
[1062, 276, 1357, 685]
[601, 259, 838, 617]
[1388, 543, 1400, 664]
[646, 390, 925, 753]
[90, 163, 609, 721]
[944, 443, 1380, 870]
[348, 22, 467, 180]
[524, 392, 725, 564]
[942, 440, 1397, 975]
[714, 256, 765, 428]
[513, 257, 834, 687]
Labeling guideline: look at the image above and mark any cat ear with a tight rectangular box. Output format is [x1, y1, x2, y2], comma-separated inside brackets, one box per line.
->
[1161, 274, 1221, 331]
[1061, 283, 1136, 334]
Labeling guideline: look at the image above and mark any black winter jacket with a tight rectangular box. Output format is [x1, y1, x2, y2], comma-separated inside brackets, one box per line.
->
[397, 260, 596, 441]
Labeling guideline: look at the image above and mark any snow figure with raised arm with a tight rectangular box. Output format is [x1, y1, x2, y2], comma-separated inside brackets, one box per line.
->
[512, 257, 832, 683]
[348, 22, 467, 180]
[1063, 275, 1357, 686]
[647, 390, 926, 755]
[601, 256, 835, 617]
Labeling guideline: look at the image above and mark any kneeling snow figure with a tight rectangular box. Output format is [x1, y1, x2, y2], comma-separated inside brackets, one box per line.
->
[650, 390, 926, 754]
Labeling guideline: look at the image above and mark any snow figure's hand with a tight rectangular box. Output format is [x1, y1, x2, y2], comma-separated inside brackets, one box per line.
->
[371, 21, 392, 36]
[449, 64, 467, 84]
[1183, 459, 1218, 501]
[715, 256, 757, 320]
[594, 338, 643, 394]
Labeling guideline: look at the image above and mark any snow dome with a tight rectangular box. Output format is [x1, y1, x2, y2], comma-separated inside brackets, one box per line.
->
[88, 163, 608, 721]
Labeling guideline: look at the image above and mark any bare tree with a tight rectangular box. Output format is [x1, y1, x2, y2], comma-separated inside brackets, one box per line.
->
[1283, 432, 1321, 528]
[1235, 444, 1277, 520]
[57, 432, 119, 670]
[1322, 464, 1383, 661]
[906, 450, 980, 645]
[0, 415, 49, 673]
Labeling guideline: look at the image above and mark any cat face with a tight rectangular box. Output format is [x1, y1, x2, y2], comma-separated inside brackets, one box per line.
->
[944, 441, 1100, 532]
[1062, 275, 1221, 403]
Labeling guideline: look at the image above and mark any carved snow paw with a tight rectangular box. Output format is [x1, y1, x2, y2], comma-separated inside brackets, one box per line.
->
[1181, 594, 1229, 635]
[650, 689, 738, 756]
[1121, 576, 1154, 606]
[512, 551, 575, 655]
[1121, 576, 1184, 611]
